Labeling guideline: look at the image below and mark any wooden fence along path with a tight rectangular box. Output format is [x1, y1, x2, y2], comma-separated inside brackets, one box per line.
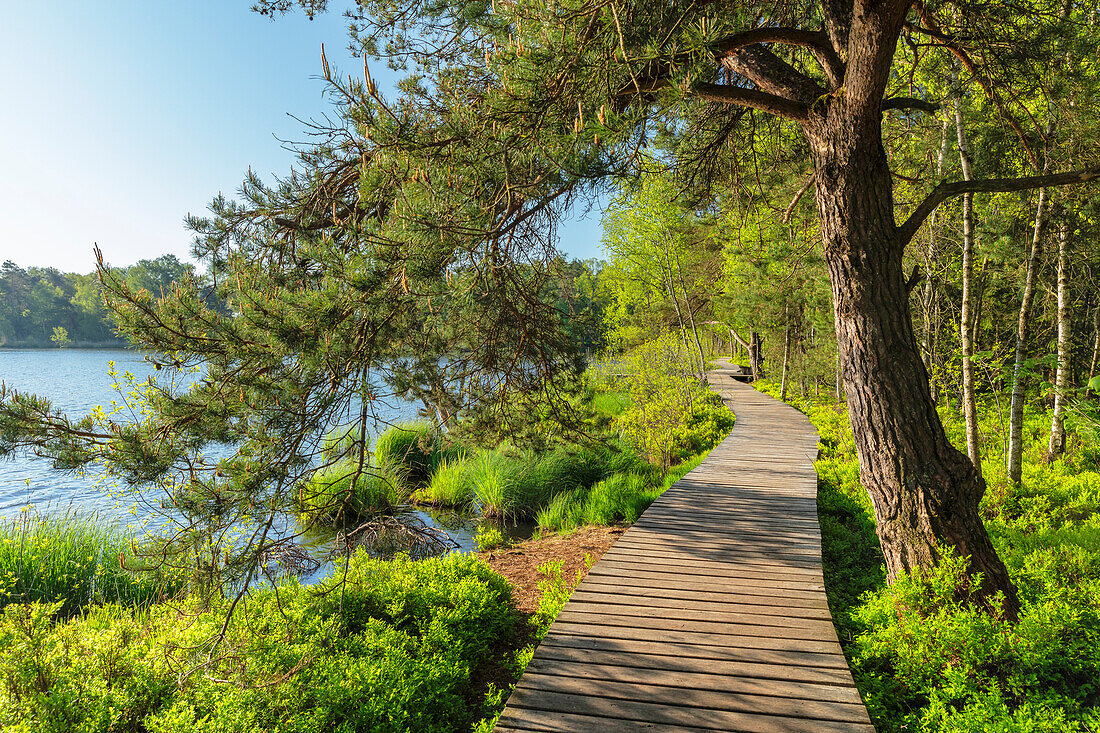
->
[495, 361, 874, 732]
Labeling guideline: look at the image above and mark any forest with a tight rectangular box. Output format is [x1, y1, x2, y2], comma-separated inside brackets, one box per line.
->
[0, 256, 196, 348]
[1, 0, 1100, 730]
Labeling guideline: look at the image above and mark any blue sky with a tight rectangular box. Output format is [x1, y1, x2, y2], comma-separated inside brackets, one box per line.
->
[0, 1, 604, 273]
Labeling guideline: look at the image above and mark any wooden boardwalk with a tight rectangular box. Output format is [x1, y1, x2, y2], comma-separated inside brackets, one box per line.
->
[495, 362, 873, 732]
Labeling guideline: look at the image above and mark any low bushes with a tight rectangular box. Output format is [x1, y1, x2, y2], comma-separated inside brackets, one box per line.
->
[773, 380, 1100, 732]
[0, 552, 524, 733]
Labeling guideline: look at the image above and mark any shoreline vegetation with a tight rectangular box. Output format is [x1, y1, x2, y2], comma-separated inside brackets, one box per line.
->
[4, 348, 1100, 731]
[0, 338, 733, 732]
[0, 257, 194, 350]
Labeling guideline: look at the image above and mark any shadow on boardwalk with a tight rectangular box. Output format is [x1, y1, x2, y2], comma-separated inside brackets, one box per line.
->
[495, 361, 874, 732]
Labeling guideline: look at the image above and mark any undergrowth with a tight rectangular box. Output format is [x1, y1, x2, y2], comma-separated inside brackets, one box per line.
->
[757, 379, 1100, 732]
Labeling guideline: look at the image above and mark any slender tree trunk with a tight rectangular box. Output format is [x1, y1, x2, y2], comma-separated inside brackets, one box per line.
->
[921, 117, 951, 387]
[1007, 184, 1049, 486]
[805, 99, 1018, 615]
[662, 269, 693, 358]
[749, 332, 765, 380]
[954, 98, 983, 478]
[1088, 306, 1100, 398]
[1049, 219, 1071, 457]
[780, 314, 792, 401]
[673, 250, 708, 380]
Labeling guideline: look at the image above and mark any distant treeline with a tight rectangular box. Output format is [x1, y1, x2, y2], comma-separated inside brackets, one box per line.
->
[0, 256, 194, 348]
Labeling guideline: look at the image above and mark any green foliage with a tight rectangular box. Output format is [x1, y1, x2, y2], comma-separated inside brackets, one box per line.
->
[605, 336, 735, 468]
[0, 552, 522, 733]
[49, 326, 70, 349]
[0, 511, 173, 618]
[473, 524, 509, 551]
[417, 454, 475, 508]
[468, 452, 515, 519]
[777, 383, 1100, 732]
[535, 452, 707, 532]
[295, 460, 410, 524]
[590, 390, 629, 418]
[374, 421, 448, 488]
[852, 550, 1100, 733]
[0, 258, 194, 348]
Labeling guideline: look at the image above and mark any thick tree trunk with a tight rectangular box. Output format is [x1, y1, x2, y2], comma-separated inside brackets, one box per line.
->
[1007, 185, 1049, 485]
[954, 98, 983, 478]
[805, 103, 1018, 615]
[1049, 219, 1071, 457]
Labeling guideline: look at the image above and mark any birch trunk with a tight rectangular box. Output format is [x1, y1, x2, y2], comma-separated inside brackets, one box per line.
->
[1049, 220, 1071, 457]
[954, 97, 983, 477]
[1007, 184, 1050, 486]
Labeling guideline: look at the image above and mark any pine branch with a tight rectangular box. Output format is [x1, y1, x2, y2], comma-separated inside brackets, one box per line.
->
[899, 169, 1100, 244]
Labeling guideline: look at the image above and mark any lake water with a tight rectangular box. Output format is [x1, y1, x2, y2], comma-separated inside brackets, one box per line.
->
[0, 349, 485, 565]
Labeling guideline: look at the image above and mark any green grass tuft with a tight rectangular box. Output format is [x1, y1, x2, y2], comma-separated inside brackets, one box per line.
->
[296, 460, 409, 524]
[417, 454, 475, 508]
[0, 510, 174, 618]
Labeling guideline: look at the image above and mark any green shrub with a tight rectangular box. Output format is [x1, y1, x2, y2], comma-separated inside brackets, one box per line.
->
[850, 551, 1100, 732]
[0, 511, 173, 618]
[474, 524, 509, 551]
[765, 380, 1100, 732]
[0, 552, 522, 733]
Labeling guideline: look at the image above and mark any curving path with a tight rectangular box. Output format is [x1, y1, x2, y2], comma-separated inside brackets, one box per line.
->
[495, 361, 873, 732]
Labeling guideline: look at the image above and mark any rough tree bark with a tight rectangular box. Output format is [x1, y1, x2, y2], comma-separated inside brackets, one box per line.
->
[1049, 218, 1071, 457]
[802, 0, 1019, 613]
[954, 96, 983, 478]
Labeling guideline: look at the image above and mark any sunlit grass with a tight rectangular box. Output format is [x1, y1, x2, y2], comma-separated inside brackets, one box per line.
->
[0, 509, 171, 617]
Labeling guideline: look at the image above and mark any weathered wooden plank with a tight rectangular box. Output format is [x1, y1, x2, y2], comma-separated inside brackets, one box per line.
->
[522, 658, 865, 705]
[572, 579, 832, 609]
[536, 633, 851, 669]
[553, 609, 839, 642]
[547, 620, 844, 653]
[585, 563, 826, 588]
[532, 644, 855, 685]
[501, 688, 874, 732]
[567, 589, 834, 618]
[561, 598, 836, 630]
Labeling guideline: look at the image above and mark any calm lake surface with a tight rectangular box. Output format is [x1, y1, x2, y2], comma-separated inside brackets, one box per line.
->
[0, 349, 484, 563]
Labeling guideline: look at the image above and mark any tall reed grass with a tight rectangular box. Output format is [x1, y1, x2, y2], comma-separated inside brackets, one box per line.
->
[374, 421, 454, 488]
[0, 510, 170, 617]
[296, 460, 409, 524]
[416, 454, 475, 507]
